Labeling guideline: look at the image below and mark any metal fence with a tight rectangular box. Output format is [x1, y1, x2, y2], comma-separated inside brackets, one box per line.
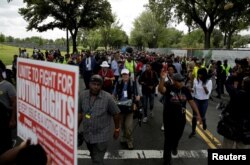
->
[3, 42, 66, 51]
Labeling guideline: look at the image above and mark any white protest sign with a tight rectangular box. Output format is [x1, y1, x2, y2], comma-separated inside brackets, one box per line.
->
[17, 58, 79, 165]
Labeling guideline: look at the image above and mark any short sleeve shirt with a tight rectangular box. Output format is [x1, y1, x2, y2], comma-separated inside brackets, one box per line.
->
[78, 90, 120, 143]
[0, 80, 16, 110]
[164, 83, 193, 115]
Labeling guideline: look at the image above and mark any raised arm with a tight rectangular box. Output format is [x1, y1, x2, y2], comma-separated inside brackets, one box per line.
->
[158, 69, 167, 94]
[188, 100, 202, 124]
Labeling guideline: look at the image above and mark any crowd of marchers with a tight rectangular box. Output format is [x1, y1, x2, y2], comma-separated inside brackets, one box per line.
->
[0, 49, 250, 165]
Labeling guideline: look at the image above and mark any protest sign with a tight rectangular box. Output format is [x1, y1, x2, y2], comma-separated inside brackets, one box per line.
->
[17, 58, 79, 165]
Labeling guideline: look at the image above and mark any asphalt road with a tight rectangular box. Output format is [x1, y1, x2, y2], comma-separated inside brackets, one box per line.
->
[77, 90, 229, 165]
[11, 75, 235, 165]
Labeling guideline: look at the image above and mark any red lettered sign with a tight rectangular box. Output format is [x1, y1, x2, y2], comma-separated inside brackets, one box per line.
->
[17, 58, 79, 165]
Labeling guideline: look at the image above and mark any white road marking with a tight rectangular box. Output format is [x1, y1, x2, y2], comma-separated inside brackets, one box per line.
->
[77, 150, 208, 159]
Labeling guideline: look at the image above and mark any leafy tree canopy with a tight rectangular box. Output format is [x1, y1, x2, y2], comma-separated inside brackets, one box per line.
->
[148, 0, 250, 49]
[19, 0, 113, 52]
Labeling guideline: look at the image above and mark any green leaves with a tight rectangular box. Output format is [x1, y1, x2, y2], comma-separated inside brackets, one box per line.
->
[19, 0, 113, 52]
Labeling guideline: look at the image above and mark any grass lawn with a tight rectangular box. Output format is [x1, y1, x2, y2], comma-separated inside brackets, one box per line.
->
[0, 44, 35, 65]
[0, 44, 66, 66]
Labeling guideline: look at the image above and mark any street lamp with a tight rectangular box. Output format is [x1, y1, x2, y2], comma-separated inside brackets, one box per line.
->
[63, 0, 71, 54]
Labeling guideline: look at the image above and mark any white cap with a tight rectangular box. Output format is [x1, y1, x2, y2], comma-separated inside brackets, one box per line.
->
[100, 61, 109, 67]
[121, 68, 129, 74]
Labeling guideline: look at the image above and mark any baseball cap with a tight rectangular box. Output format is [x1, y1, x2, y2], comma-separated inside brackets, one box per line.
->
[172, 73, 185, 82]
[121, 68, 129, 75]
[90, 75, 103, 85]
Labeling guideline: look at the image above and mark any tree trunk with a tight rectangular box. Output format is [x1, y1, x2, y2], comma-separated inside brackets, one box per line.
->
[204, 30, 211, 49]
[226, 32, 233, 49]
[223, 32, 227, 47]
[69, 28, 78, 53]
[72, 33, 77, 53]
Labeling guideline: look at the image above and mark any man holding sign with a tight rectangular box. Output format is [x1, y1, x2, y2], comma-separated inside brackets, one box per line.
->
[78, 75, 120, 165]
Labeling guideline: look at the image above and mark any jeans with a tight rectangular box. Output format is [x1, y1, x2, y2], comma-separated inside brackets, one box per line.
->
[194, 98, 209, 120]
[191, 98, 209, 132]
[142, 93, 154, 117]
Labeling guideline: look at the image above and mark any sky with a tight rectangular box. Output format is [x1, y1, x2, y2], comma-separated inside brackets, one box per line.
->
[0, 0, 190, 40]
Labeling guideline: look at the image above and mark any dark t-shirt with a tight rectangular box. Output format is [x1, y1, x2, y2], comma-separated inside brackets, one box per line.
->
[163, 83, 193, 116]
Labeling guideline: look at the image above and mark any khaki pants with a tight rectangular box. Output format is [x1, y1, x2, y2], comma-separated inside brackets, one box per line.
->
[120, 112, 134, 144]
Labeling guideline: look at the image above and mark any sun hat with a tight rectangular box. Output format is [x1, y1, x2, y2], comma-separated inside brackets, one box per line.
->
[100, 61, 109, 67]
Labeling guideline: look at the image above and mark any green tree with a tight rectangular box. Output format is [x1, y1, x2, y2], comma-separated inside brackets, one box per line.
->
[148, 0, 250, 49]
[99, 14, 127, 50]
[19, 0, 113, 53]
[0, 33, 5, 43]
[77, 29, 89, 48]
[211, 29, 223, 48]
[147, 0, 172, 26]
[5, 36, 14, 42]
[232, 34, 250, 48]
[38, 37, 44, 46]
[180, 29, 204, 48]
[87, 30, 102, 50]
[219, 2, 250, 49]
[109, 28, 128, 49]
[54, 38, 66, 45]
[130, 10, 165, 48]
[158, 28, 183, 48]
[130, 29, 145, 50]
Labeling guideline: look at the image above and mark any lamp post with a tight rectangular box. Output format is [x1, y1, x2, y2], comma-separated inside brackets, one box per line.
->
[63, 0, 71, 54]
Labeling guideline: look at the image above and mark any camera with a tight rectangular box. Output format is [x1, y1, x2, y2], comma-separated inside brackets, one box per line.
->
[133, 107, 143, 127]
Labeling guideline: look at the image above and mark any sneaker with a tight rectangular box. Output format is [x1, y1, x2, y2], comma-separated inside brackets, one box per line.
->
[161, 124, 164, 131]
[149, 111, 154, 118]
[203, 124, 207, 130]
[127, 142, 134, 150]
[143, 117, 148, 123]
[171, 149, 178, 156]
[189, 132, 196, 138]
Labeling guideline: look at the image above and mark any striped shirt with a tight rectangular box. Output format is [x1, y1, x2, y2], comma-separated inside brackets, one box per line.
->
[78, 90, 120, 144]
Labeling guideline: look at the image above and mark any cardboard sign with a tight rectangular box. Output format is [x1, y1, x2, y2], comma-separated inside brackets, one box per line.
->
[17, 58, 79, 165]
